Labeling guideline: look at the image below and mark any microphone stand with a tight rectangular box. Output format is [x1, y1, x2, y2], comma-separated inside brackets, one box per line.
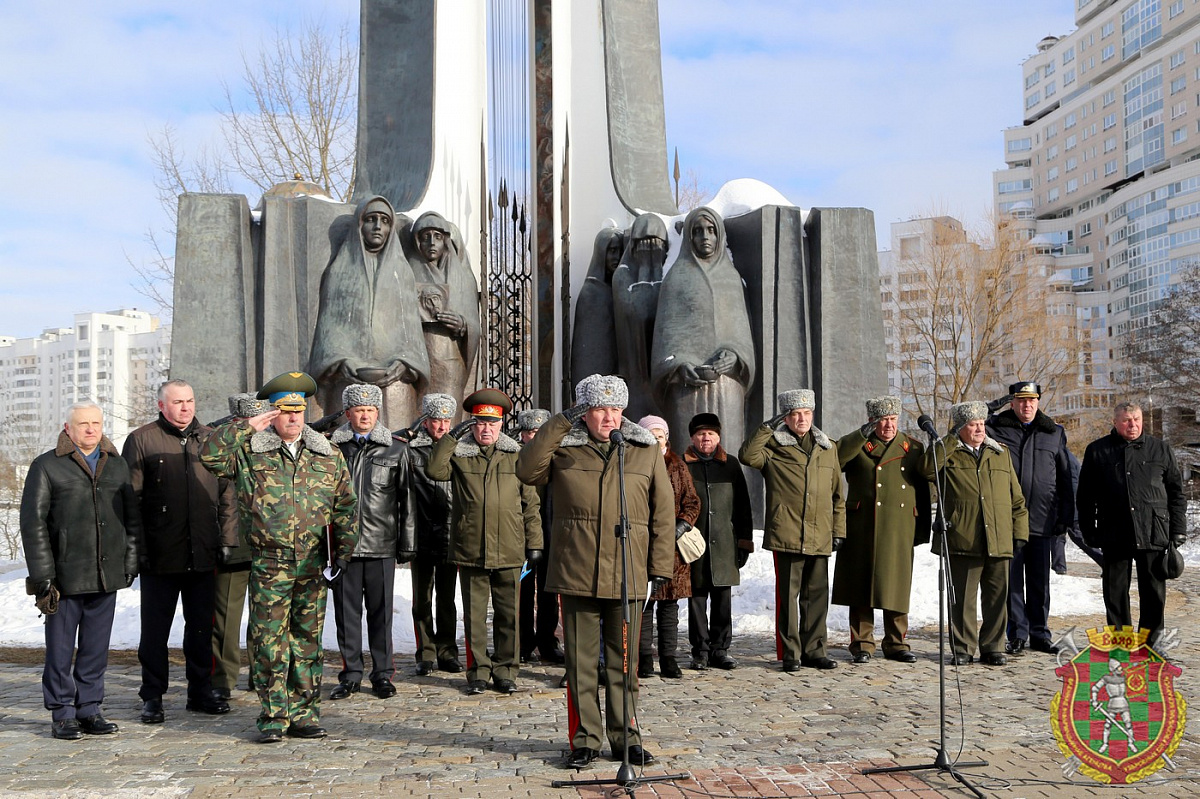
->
[863, 424, 989, 799]
[552, 429, 690, 794]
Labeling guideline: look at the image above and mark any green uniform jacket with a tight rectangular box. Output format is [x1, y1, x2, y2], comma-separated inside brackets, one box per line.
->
[831, 431, 931, 612]
[426, 431, 542, 569]
[516, 414, 674, 600]
[920, 434, 1029, 557]
[739, 423, 845, 555]
[200, 421, 358, 566]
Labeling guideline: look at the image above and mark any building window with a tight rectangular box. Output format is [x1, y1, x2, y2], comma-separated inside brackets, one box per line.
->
[1064, 68, 1077, 87]
[1105, 159, 1119, 175]
[1103, 44, 1116, 61]
[1080, 222, 1092, 236]
[1048, 187, 1061, 202]
[1067, 178, 1079, 193]
[1066, 134, 1078, 150]
[1008, 137, 1033, 153]
[1172, 76, 1187, 94]
[1065, 112, 1077, 129]
[1067, 156, 1079, 171]
[1048, 144, 1059, 160]
[1046, 80, 1057, 98]
[1102, 21, 1114, 39]
[1063, 48, 1076, 65]
[1104, 136, 1117, 152]
[1170, 0, 1184, 19]
[1045, 62, 1056, 77]
[1171, 50, 1186, 70]
[1048, 166, 1060, 181]
[1173, 126, 1188, 144]
[1173, 101, 1187, 119]
[1026, 71, 1040, 89]
[1026, 91, 1041, 110]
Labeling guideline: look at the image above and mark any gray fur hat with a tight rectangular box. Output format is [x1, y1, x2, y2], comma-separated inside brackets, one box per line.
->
[950, 401, 989, 429]
[578, 375, 629, 410]
[421, 393, 457, 420]
[865, 396, 903, 422]
[228, 392, 254, 416]
[778, 389, 816, 413]
[517, 408, 551, 431]
[237, 396, 271, 418]
[342, 383, 383, 410]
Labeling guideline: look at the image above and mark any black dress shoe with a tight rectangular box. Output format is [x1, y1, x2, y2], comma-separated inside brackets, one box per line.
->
[636, 664, 655, 679]
[520, 651, 535, 664]
[852, 651, 871, 664]
[709, 653, 739, 670]
[540, 646, 566, 665]
[660, 659, 683, 679]
[258, 729, 284, 744]
[286, 724, 328, 739]
[211, 687, 232, 702]
[371, 679, 396, 699]
[186, 697, 231, 715]
[493, 678, 518, 694]
[801, 656, 838, 670]
[78, 714, 119, 735]
[329, 680, 360, 700]
[564, 747, 600, 769]
[781, 659, 801, 673]
[689, 658, 710, 671]
[885, 650, 918, 663]
[1030, 638, 1060, 654]
[980, 652, 1008, 666]
[140, 698, 165, 724]
[622, 745, 657, 766]
[415, 661, 435, 676]
[466, 680, 488, 695]
[559, 674, 569, 688]
[438, 657, 465, 673]
[1005, 639, 1028, 656]
[51, 719, 83, 740]
[949, 653, 973, 666]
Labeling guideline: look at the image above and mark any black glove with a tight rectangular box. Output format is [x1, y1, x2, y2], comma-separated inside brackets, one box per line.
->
[324, 558, 349, 587]
[563, 404, 588, 424]
[33, 579, 52, 598]
[831, 537, 845, 552]
[986, 394, 1014, 413]
[675, 520, 692, 540]
[858, 421, 874, 438]
[1013, 538, 1027, 553]
[217, 546, 235, 566]
[1172, 533, 1187, 548]
[525, 549, 543, 565]
[397, 550, 417, 564]
[650, 576, 670, 594]
[125, 574, 136, 588]
[736, 550, 750, 568]
[766, 412, 786, 428]
[1052, 523, 1068, 538]
[450, 419, 475, 439]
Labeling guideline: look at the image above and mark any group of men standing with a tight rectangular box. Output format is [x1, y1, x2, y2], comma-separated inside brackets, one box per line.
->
[18, 369, 1186, 765]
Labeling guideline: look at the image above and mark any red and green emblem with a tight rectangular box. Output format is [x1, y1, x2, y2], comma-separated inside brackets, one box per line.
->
[1050, 626, 1186, 784]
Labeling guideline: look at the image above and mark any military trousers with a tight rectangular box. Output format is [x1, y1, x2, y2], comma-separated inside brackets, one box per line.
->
[332, 557, 396, 684]
[848, 606, 909, 656]
[948, 553, 1009, 658]
[460, 565, 520, 683]
[773, 552, 830, 661]
[211, 564, 250, 692]
[138, 570, 217, 702]
[248, 552, 327, 733]
[561, 594, 644, 753]
[411, 555, 459, 664]
[1008, 535, 1053, 645]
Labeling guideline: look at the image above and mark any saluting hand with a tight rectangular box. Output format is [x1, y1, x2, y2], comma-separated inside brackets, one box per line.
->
[247, 409, 280, 432]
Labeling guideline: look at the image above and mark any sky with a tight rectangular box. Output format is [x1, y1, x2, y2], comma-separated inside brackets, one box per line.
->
[0, 1, 1077, 339]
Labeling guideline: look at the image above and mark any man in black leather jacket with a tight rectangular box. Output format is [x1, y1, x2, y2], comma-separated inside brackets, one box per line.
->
[328, 384, 415, 700]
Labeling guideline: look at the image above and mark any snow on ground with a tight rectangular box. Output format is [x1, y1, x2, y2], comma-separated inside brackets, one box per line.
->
[3, 527, 1167, 650]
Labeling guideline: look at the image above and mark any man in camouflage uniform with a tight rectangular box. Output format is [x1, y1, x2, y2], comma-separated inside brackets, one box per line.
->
[201, 372, 357, 743]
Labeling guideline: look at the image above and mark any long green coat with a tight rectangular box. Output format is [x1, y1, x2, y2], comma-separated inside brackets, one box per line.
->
[831, 431, 931, 613]
[739, 423, 845, 556]
[516, 413, 674, 600]
[426, 432, 541, 570]
[684, 446, 753, 590]
[920, 435, 1029, 557]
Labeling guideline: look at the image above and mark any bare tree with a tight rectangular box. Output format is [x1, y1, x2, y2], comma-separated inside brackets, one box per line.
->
[674, 168, 713, 214]
[1134, 260, 1200, 407]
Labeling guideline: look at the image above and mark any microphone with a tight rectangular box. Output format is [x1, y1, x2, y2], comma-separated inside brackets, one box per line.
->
[917, 414, 939, 439]
[609, 429, 626, 446]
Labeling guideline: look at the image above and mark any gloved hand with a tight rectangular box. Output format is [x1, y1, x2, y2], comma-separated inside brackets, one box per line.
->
[674, 520, 692, 540]
[736, 550, 750, 568]
[1013, 538, 1027, 553]
[1052, 523, 1068, 538]
[986, 394, 1014, 413]
[125, 574, 136, 588]
[450, 419, 475, 439]
[402, 412, 431, 441]
[858, 421, 874, 438]
[650, 576, 670, 594]
[831, 537, 845, 552]
[1172, 533, 1187, 548]
[766, 412, 787, 428]
[563, 404, 588, 424]
[32, 579, 52, 598]
[525, 549, 543, 565]
[217, 546, 236, 566]
[324, 558, 349, 588]
[397, 550, 417, 564]
[34, 582, 59, 616]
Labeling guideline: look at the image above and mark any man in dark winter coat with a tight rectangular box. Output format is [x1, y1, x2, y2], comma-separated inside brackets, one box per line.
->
[986, 381, 1073, 656]
[21, 402, 141, 740]
[683, 413, 753, 671]
[328, 383, 415, 701]
[1077, 402, 1186, 647]
[833, 396, 930, 664]
[124, 380, 234, 724]
[405, 393, 463, 675]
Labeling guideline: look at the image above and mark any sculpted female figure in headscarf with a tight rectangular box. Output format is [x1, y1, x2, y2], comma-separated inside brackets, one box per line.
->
[407, 211, 481, 417]
[612, 213, 669, 421]
[651, 206, 756, 454]
[309, 195, 430, 428]
[570, 226, 625, 384]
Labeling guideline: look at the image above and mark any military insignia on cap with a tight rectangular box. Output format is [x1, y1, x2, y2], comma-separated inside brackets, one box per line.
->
[577, 375, 629, 410]
[421, 393, 458, 420]
[777, 388, 815, 413]
[950, 400, 989, 429]
[463, 388, 513, 419]
[256, 371, 318, 411]
[1009, 381, 1042, 399]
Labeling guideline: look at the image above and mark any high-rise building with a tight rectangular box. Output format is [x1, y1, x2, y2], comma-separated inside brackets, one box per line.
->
[0, 309, 170, 458]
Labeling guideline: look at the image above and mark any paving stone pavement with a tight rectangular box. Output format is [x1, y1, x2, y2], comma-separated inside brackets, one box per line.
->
[1, 559, 1198, 798]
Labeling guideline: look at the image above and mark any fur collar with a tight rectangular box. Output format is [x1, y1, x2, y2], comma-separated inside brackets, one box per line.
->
[330, 421, 394, 447]
[55, 430, 118, 458]
[953, 435, 1005, 455]
[771, 424, 832, 450]
[250, 424, 334, 456]
[684, 445, 728, 463]
[454, 432, 521, 457]
[560, 418, 657, 448]
[990, 408, 1058, 434]
[408, 429, 434, 448]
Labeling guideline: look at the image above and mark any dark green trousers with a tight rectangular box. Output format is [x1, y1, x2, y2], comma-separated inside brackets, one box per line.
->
[562, 594, 644, 753]
[211, 565, 250, 692]
[773, 552, 830, 661]
[460, 565, 521, 683]
[948, 553, 1009, 658]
